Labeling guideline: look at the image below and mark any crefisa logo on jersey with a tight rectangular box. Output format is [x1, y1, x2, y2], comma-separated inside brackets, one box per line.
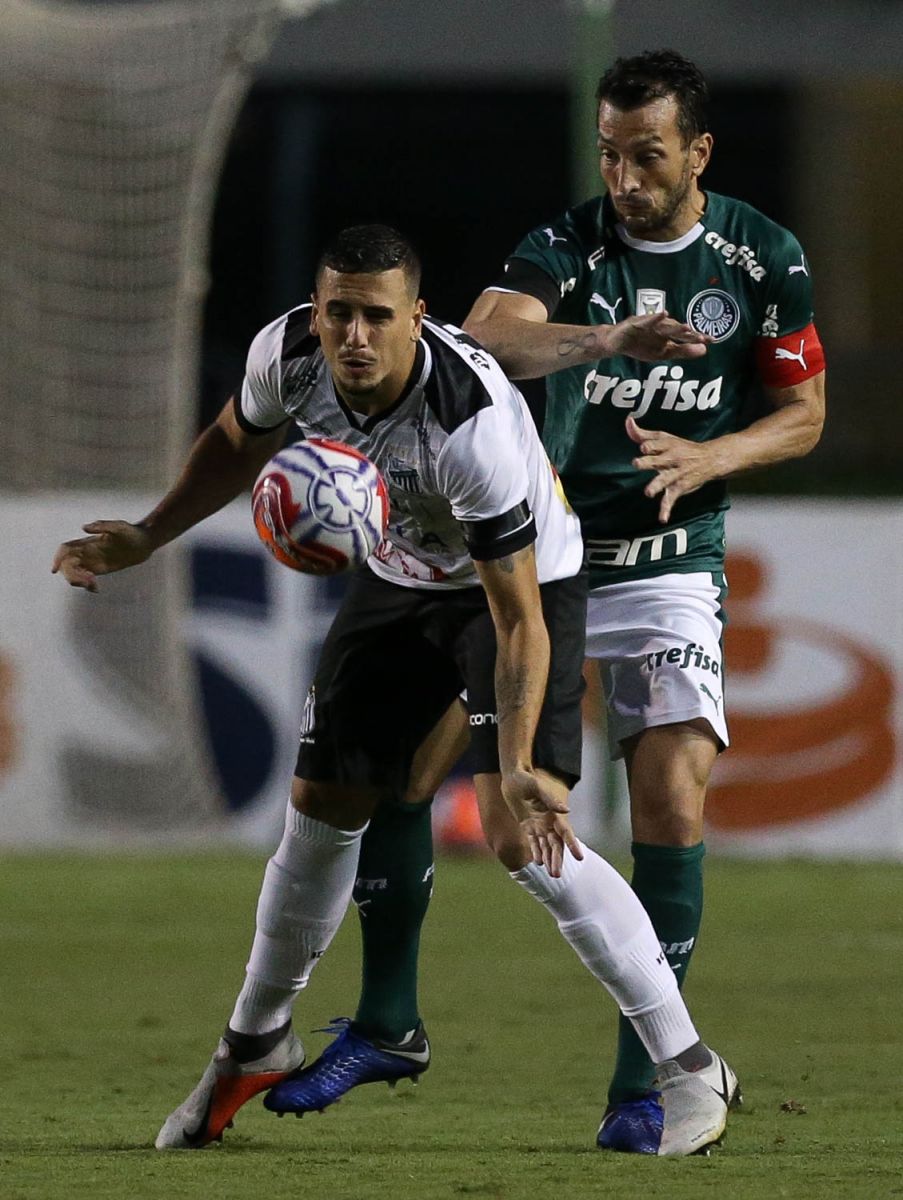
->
[686, 289, 740, 342]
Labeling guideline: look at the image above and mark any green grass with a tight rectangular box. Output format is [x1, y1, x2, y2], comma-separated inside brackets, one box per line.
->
[2, 854, 903, 1200]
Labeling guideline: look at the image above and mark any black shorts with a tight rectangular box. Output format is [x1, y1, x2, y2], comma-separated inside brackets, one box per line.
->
[295, 567, 587, 794]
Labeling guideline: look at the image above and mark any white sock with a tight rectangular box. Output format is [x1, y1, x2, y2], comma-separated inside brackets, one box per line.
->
[511, 843, 698, 1063]
[229, 803, 366, 1036]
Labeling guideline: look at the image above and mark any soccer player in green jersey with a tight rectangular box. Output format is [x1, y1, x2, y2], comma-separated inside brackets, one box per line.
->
[461, 49, 826, 1151]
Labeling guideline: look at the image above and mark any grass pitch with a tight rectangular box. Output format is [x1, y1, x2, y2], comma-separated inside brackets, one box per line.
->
[1, 852, 902, 1200]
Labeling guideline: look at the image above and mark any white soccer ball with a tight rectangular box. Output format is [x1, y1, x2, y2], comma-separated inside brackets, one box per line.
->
[252, 438, 389, 575]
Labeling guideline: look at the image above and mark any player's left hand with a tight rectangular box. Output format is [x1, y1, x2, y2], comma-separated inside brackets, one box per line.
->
[626, 414, 724, 524]
[501, 769, 583, 877]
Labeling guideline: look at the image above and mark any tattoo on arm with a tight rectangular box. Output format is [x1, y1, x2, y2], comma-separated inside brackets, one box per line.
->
[557, 330, 598, 362]
[557, 335, 582, 361]
[495, 555, 515, 574]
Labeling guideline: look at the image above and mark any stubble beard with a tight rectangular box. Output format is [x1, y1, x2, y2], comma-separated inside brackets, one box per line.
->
[621, 162, 695, 238]
[335, 367, 380, 399]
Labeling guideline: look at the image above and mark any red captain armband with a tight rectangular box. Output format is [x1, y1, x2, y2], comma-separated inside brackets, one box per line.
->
[755, 322, 825, 388]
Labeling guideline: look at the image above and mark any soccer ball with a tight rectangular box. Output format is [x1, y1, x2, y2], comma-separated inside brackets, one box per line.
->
[252, 438, 389, 575]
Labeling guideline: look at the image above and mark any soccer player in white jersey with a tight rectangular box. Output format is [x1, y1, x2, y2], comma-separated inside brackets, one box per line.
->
[54, 225, 736, 1156]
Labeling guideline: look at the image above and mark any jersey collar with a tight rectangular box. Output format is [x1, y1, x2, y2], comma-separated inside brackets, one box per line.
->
[614, 221, 705, 254]
[336, 339, 428, 434]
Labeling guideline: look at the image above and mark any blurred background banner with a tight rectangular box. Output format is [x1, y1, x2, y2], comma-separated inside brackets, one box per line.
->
[1, 497, 327, 847]
[1, 0, 901, 853]
[711, 503, 902, 856]
[1, 498, 900, 855]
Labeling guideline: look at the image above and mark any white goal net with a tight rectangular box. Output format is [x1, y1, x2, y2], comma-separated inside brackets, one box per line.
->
[0, 0, 328, 838]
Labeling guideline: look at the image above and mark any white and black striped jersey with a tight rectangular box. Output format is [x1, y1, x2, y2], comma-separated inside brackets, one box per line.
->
[238, 307, 583, 590]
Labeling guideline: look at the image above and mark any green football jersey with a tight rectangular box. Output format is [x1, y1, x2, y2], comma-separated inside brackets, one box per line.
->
[501, 191, 817, 586]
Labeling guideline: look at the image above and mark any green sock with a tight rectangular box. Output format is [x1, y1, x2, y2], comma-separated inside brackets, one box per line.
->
[607, 840, 706, 1105]
[352, 800, 434, 1042]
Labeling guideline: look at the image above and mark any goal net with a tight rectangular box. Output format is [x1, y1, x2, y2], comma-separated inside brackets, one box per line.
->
[0, 0, 326, 838]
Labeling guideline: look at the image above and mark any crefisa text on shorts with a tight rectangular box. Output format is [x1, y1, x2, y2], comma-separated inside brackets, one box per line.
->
[641, 642, 721, 677]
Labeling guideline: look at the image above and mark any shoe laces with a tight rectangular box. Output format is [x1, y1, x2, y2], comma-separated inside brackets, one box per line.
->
[313, 1017, 353, 1037]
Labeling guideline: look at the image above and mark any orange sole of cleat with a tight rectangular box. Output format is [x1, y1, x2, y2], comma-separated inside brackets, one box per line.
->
[206, 1072, 292, 1141]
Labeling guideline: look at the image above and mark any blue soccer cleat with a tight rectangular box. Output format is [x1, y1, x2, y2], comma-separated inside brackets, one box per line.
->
[264, 1018, 430, 1116]
[596, 1093, 664, 1154]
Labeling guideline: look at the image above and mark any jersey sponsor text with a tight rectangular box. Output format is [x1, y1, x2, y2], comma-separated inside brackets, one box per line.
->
[759, 303, 779, 337]
[704, 230, 766, 281]
[641, 640, 721, 678]
[469, 711, 498, 726]
[584, 364, 723, 417]
[585, 527, 688, 569]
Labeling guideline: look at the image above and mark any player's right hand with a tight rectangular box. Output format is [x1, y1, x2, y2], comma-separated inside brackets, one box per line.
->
[521, 809, 583, 878]
[501, 767, 584, 877]
[604, 311, 711, 362]
[51, 520, 154, 592]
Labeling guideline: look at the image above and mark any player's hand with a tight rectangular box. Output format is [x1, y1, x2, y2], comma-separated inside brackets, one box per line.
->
[626, 415, 723, 524]
[604, 311, 711, 362]
[51, 520, 155, 592]
[501, 768, 584, 877]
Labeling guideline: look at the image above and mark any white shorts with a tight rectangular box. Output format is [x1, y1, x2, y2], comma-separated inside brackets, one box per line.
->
[585, 572, 729, 759]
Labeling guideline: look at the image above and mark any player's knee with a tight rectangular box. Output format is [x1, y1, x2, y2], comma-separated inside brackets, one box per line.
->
[400, 778, 436, 807]
[472, 774, 532, 868]
[629, 756, 711, 845]
[483, 825, 530, 871]
[634, 802, 704, 847]
[290, 776, 374, 829]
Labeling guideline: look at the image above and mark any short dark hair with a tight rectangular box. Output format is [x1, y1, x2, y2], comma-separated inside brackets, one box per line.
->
[315, 224, 422, 295]
[596, 50, 709, 144]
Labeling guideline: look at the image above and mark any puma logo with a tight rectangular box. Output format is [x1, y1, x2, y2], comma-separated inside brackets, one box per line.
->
[543, 227, 567, 246]
[774, 340, 807, 371]
[788, 254, 808, 276]
[590, 292, 623, 323]
[700, 683, 722, 711]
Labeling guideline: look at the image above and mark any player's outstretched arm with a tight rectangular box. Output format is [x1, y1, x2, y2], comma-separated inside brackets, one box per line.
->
[52, 398, 286, 591]
[628, 370, 826, 523]
[474, 544, 581, 876]
[463, 290, 709, 381]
